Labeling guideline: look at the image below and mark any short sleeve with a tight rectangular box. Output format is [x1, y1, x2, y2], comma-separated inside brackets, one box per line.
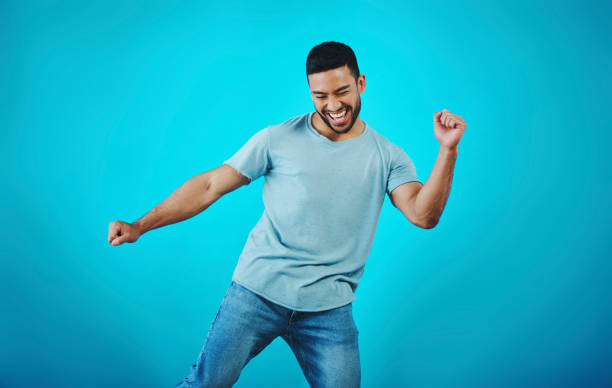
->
[387, 144, 420, 195]
[223, 128, 270, 183]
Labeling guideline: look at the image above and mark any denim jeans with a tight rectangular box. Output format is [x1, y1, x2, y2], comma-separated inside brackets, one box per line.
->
[175, 281, 361, 387]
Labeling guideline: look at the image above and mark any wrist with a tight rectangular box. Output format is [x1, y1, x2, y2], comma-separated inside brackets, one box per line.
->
[440, 144, 458, 157]
[132, 220, 147, 235]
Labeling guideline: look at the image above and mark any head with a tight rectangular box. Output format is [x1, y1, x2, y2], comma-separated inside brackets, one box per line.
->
[306, 41, 366, 135]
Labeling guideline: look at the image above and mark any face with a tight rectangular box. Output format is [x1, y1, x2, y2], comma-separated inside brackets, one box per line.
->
[308, 65, 366, 135]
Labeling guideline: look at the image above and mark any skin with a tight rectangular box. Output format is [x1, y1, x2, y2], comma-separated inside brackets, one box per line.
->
[108, 64, 467, 245]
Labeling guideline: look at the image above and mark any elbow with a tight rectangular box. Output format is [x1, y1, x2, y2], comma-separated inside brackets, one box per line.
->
[404, 209, 439, 229]
[402, 199, 440, 229]
[421, 220, 438, 229]
[415, 216, 439, 229]
[196, 172, 219, 207]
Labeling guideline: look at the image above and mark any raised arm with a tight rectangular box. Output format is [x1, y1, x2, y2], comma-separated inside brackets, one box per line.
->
[389, 109, 466, 229]
[108, 164, 250, 246]
[389, 147, 456, 229]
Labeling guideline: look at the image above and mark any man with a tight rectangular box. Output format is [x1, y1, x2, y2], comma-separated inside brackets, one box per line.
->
[108, 41, 467, 387]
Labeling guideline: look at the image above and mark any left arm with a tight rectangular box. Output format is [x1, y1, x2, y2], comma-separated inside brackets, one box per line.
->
[390, 109, 466, 229]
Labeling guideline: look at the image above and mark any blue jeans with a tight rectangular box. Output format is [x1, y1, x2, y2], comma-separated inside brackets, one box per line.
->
[175, 281, 361, 387]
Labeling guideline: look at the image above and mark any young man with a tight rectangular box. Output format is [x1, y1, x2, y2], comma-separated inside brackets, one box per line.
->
[108, 41, 467, 387]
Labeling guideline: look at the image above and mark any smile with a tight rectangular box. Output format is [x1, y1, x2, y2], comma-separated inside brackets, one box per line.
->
[327, 107, 349, 125]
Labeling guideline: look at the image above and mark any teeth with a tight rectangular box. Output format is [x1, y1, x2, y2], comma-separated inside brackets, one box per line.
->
[329, 109, 346, 119]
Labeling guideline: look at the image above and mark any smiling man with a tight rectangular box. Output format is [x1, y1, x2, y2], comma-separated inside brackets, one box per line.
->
[108, 41, 467, 387]
[310, 70, 363, 138]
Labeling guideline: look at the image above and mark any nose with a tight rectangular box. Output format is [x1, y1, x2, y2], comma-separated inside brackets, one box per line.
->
[326, 96, 343, 112]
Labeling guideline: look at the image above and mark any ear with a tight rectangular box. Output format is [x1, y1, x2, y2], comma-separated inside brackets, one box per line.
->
[358, 74, 366, 93]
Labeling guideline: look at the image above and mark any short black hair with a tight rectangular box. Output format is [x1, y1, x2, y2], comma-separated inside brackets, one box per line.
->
[306, 41, 360, 82]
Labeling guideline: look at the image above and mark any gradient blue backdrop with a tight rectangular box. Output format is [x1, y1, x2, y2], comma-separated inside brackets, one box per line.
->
[2, 1, 611, 387]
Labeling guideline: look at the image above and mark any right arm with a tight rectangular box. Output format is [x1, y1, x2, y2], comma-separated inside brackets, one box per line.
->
[108, 164, 249, 246]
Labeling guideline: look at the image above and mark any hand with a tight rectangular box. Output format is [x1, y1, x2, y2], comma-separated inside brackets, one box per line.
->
[108, 220, 142, 246]
[433, 109, 467, 149]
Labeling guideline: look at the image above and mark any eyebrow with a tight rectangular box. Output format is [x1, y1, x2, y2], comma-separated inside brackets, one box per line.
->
[312, 84, 351, 94]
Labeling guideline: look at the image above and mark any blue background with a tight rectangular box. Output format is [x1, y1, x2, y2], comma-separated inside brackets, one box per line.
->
[2, 1, 611, 387]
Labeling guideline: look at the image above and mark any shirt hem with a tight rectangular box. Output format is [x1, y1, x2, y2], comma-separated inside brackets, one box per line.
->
[388, 178, 422, 195]
[222, 161, 253, 183]
[231, 277, 356, 312]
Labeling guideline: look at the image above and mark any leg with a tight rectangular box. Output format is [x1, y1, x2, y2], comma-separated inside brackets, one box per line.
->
[176, 281, 288, 388]
[281, 302, 361, 388]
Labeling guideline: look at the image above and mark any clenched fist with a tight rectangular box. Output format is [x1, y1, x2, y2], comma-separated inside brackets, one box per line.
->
[433, 108, 467, 149]
[108, 220, 142, 246]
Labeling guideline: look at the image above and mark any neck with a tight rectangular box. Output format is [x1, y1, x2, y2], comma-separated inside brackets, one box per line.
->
[311, 113, 365, 142]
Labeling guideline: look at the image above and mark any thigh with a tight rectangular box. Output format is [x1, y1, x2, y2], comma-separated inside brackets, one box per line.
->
[176, 281, 287, 388]
[282, 303, 361, 388]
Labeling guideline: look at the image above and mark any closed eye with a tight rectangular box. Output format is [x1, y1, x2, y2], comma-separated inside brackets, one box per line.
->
[315, 91, 348, 99]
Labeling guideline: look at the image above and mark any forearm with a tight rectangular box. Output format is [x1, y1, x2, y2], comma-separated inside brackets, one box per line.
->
[413, 145, 458, 228]
[133, 172, 219, 235]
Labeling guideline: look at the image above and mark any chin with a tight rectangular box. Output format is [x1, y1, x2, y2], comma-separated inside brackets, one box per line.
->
[333, 124, 352, 134]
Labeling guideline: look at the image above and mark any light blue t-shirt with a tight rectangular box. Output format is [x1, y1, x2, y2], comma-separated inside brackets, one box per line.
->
[223, 112, 420, 311]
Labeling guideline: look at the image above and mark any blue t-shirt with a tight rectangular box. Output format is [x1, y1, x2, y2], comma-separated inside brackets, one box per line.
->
[223, 112, 420, 311]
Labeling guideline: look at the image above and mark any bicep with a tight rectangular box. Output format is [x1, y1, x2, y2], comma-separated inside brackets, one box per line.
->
[389, 181, 423, 222]
[207, 164, 251, 198]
